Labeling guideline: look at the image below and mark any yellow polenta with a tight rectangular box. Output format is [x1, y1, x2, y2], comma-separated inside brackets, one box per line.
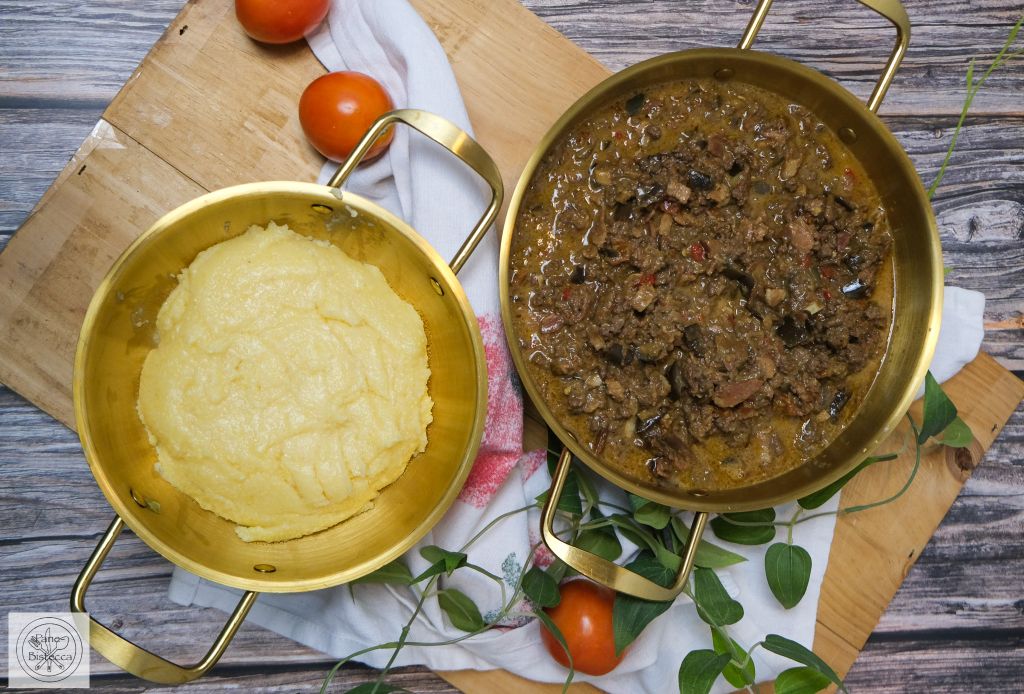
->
[137, 222, 433, 542]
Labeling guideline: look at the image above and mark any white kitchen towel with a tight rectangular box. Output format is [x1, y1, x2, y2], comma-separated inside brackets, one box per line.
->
[169, 2, 988, 691]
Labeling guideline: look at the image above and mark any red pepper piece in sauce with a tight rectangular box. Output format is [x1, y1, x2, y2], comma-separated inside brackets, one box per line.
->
[562, 287, 572, 301]
[690, 242, 706, 262]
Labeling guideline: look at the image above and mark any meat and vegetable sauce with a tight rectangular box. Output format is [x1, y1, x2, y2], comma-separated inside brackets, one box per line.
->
[509, 78, 894, 492]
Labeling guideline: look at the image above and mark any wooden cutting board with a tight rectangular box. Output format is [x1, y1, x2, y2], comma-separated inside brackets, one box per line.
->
[0, 0, 1020, 691]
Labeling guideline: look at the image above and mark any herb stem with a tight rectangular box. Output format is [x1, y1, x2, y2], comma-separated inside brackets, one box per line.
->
[460, 503, 533, 551]
[927, 15, 1023, 198]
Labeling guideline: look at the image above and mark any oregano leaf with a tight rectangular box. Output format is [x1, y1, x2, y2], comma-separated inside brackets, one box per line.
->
[692, 567, 743, 626]
[349, 559, 413, 586]
[775, 666, 832, 694]
[711, 627, 755, 687]
[534, 608, 575, 681]
[576, 468, 599, 515]
[677, 649, 730, 694]
[919, 371, 957, 444]
[546, 558, 569, 584]
[763, 634, 845, 692]
[798, 454, 896, 509]
[419, 546, 466, 576]
[937, 416, 973, 448]
[670, 516, 747, 568]
[629, 493, 671, 529]
[536, 464, 583, 516]
[522, 566, 561, 609]
[576, 526, 623, 562]
[413, 546, 467, 582]
[765, 543, 812, 609]
[710, 509, 776, 545]
[612, 555, 674, 655]
[437, 588, 485, 632]
[607, 514, 660, 554]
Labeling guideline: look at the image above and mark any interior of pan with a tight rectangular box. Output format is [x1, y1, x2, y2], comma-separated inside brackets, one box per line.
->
[74, 182, 487, 592]
[500, 48, 943, 512]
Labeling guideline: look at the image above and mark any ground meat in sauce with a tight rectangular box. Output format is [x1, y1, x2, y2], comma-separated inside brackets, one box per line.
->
[508, 78, 893, 492]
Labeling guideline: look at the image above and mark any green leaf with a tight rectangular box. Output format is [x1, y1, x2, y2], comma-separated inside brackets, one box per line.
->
[919, 371, 958, 444]
[522, 567, 561, 608]
[711, 628, 755, 687]
[349, 559, 414, 586]
[775, 666, 832, 694]
[628, 493, 671, 530]
[798, 454, 896, 509]
[437, 588, 486, 632]
[625, 92, 646, 116]
[692, 568, 743, 626]
[671, 516, 747, 569]
[607, 514, 660, 553]
[576, 468, 599, 515]
[546, 558, 569, 584]
[536, 465, 583, 516]
[576, 511, 623, 562]
[612, 555, 674, 655]
[534, 608, 575, 680]
[937, 416, 973, 448]
[344, 684, 411, 694]
[710, 508, 777, 545]
[765, 543, 812, 609]
[413, 546, 468, 582]
[677, 649, 730, 694]
[763, 634, 845, 692]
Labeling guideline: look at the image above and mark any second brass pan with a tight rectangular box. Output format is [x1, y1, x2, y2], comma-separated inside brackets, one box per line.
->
[500, 0, 942, 599]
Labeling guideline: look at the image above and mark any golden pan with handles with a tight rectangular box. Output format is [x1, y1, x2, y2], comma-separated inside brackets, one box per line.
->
[70, 109, 502, 683]
[500, 0, 942, 601]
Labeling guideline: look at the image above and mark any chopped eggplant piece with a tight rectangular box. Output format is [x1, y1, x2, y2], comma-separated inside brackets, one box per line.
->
[683, 323, 706, 356]
[828, 390, 850, 419]
[605, 342, 626, 365]
[777, 315, 810, 347]
[842, 278, 869, 298]
[625, 93, 646, 115]
[569, 264, 587, 284]
[723, 264, 755, 297]
[834, 195, 855, 212]
[637, 413, 663, 434]
[688, 169, 714, 190]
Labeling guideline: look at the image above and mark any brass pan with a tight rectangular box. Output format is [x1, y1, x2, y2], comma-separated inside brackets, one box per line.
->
[71, 110, 502, 683]
[499, 0, 942, 600]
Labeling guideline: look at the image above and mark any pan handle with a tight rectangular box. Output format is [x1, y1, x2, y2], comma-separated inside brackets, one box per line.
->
[738, 0, 911, 113]
[326, 108, 504, 274]
[542, 449, 709, 601]
[70, 516, 258, 684]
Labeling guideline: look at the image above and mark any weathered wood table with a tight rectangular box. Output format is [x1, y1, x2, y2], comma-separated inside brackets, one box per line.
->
[1, 0, 1021, 691]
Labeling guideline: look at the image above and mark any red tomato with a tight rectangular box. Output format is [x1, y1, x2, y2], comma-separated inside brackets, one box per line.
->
[540, 580, 624, 676]
[235, 0, 329, 45]
[298, 72, 395, 162]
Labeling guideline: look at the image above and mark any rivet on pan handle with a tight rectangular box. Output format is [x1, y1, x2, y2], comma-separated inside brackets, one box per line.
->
[738, 0, 911, 113]
[327, 108, 504, 274]
[70, 516, 258, 684]
[542, 449, 710, 601]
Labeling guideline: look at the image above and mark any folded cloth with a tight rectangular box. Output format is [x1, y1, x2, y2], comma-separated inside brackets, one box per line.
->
[169, 2, 988, 691]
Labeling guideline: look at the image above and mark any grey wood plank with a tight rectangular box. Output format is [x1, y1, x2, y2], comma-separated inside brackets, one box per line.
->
[0, 0, 186, 101]
[527, 0, 1024, 116]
